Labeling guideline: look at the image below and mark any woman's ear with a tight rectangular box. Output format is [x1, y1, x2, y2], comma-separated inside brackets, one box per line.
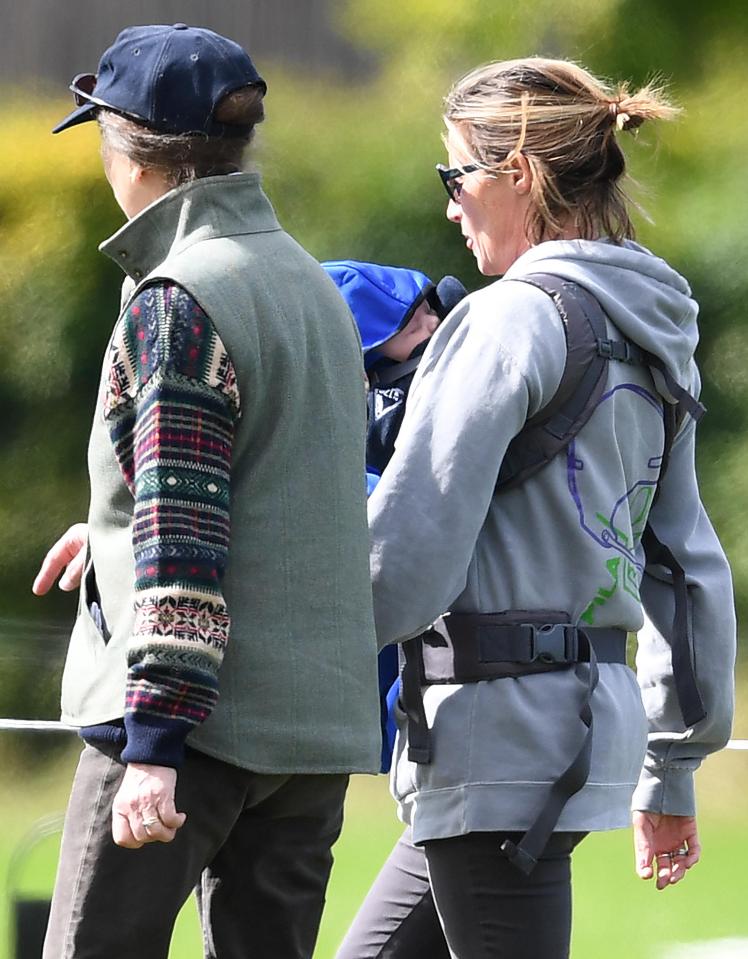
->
[128, 160, 146, 184]
[509, 153, 533, 197]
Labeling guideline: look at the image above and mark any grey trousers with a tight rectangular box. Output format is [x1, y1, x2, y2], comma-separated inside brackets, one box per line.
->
[43, 741, 348, 959]
[336, 827, 586, 959]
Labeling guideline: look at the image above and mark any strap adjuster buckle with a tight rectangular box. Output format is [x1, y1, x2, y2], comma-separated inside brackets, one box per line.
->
[530, 624, 576, 664]
[597, 339, 644, 365]
[597, 338, 629, 361]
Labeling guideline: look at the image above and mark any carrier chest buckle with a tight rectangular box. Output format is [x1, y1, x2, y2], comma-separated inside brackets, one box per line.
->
[531, 623, 578, 664]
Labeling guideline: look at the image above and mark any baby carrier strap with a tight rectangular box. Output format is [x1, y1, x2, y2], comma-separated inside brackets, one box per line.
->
[497, 273, 648, 491]
[496, 272, 705, 491]
[640, 525, 707, 727]
[367, 354, 423, 388]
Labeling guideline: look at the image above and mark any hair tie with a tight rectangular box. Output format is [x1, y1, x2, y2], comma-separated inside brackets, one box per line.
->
[608, 100, 633, 132]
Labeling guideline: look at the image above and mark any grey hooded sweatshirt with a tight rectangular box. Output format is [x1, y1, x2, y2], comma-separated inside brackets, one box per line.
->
[368, 238, 735, 844]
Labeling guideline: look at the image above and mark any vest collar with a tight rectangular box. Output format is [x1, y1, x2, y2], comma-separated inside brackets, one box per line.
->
[99, 172, 281, 282]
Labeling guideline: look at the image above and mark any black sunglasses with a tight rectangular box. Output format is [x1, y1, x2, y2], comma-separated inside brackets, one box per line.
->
[70, 73, 99, 105]
[69, 72, 149, 126]
[436, 163, 480, 202]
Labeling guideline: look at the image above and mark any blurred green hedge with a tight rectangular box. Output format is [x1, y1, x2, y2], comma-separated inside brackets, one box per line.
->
[1, 0, 747, 731]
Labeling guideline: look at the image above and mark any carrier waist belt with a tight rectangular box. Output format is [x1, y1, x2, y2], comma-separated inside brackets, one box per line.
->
[412, 616, 627, 685]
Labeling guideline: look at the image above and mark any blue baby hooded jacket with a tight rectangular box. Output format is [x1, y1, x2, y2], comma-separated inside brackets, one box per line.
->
[322, 260, 435, 369]
[323, 261, 449, 771]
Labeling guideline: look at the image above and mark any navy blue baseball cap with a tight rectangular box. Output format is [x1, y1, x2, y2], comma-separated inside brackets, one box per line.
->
[53, 23, 266, 136]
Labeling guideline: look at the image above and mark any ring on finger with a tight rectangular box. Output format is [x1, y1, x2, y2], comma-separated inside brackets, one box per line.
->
[659, 847, 688, 861]
[143, 818, 160, 831]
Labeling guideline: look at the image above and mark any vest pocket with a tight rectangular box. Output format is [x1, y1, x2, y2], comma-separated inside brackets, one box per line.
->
[83, 556, 111, 643]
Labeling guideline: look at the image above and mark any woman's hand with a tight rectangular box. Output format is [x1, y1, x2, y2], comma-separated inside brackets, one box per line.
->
[112, 763, 187, 848]
[32, 523, 88, 595]
[633, 811, 700, 890]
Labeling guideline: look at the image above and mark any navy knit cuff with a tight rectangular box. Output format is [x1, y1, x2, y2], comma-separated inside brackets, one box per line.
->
[80, 721, 127, 750]
[121, 714, 193, 768]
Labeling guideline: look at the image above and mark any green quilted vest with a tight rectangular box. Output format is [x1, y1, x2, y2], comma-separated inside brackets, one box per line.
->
[60, 173, 381, 774]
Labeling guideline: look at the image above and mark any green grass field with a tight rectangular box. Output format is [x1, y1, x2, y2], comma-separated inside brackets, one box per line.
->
[1, 740, 745, 959]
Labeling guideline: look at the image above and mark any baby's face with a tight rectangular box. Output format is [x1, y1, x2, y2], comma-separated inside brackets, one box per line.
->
[378, 301, 440, 362]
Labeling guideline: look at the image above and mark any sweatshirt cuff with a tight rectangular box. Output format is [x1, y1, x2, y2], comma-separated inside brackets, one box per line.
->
[121, 714, 193, 768]
[631, 762, 696, 816]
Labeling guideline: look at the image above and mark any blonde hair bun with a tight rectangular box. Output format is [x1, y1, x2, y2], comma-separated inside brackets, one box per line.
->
[444, 58, 680, 243]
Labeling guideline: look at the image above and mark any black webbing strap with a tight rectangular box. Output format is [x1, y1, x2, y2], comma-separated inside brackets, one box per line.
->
[368, 354, 423, 388]
[637, 359, 706, 728]
[655, 402, 679, 507]
[649, 360, 706, 423]
[400, 638, 431, 763]
[501, 629, 599, 875]
[641, 526, 707, 727]
[646, 358, 706, 497]
[497, 275, 631, 491]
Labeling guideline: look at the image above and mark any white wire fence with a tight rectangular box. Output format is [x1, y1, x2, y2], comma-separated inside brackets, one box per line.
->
[0, 718, 746, 750]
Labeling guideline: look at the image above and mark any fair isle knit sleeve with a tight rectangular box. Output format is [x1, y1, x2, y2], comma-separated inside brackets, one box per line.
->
[103, 281, 240, 768]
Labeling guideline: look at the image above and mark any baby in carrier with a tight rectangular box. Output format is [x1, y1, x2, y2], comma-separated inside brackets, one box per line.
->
[323, 260, 467, 770]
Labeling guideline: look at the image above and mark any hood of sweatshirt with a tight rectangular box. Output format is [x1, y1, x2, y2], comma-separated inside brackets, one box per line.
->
[502, 239, 699, 390]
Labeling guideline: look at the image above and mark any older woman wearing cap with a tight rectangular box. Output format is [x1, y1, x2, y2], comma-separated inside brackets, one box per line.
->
[37, 23, 380, 959]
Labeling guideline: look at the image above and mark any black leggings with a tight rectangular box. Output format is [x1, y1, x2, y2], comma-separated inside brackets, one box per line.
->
[335, 827, 586, 959]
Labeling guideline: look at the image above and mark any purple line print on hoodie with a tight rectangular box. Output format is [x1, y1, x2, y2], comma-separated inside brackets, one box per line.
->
[567, 384, 665, 624]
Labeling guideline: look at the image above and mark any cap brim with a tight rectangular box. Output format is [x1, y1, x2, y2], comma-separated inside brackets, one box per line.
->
[52, 101, 98, 134]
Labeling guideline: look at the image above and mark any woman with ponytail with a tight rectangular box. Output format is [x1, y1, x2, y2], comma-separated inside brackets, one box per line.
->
[338, 57, 735, 959]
